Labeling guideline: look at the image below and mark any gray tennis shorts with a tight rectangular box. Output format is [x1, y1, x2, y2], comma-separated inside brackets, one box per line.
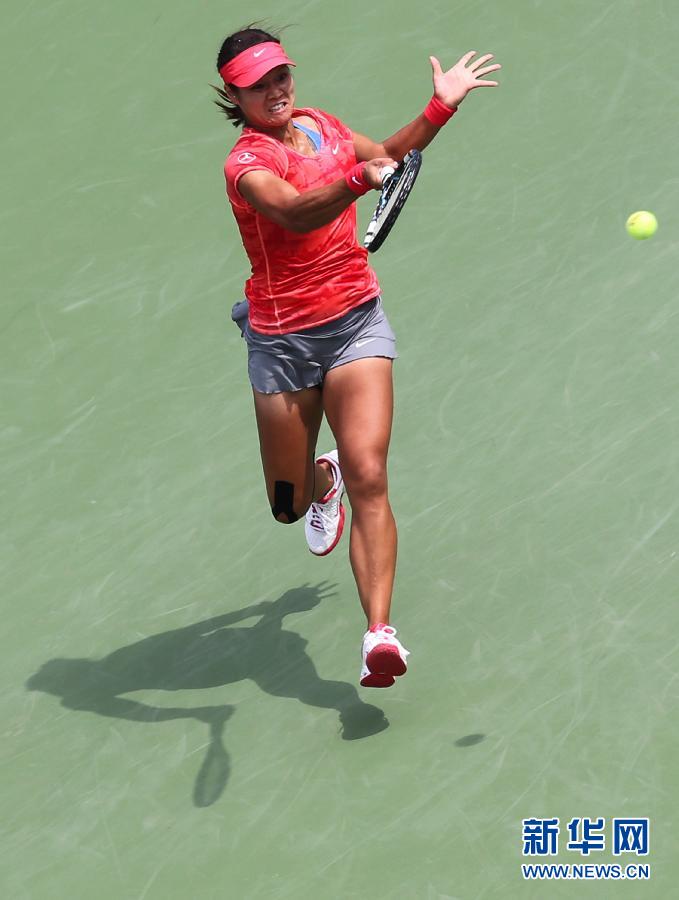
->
[231, 296, 397, 394]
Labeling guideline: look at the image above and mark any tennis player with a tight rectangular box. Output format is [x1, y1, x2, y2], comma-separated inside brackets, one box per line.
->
[216, 26, 500, 687]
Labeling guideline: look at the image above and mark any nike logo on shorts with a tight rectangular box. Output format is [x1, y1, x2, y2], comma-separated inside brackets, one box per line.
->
[355, 338, 376, 348]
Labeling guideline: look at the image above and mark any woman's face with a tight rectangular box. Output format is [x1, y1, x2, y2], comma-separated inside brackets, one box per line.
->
[233, 65, 295, 129]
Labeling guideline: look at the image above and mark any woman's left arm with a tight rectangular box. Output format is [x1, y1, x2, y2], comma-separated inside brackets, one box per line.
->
[353, 50, 501, 162]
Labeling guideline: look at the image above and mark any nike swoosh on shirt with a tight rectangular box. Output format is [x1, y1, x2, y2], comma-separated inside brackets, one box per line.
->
[355, 338, 376, 348]
[332, 144, 339, 154]
[253, 49, 265, 57]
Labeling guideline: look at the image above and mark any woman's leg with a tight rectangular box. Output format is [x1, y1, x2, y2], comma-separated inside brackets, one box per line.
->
[321, 358, 396, 626]
[252, 387, 334, 523]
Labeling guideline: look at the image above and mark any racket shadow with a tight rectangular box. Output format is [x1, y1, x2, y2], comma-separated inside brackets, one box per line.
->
[25, 581, 389, 807]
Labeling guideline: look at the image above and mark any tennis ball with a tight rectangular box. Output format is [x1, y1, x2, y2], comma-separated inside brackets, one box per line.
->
[626, 210, 658, 240]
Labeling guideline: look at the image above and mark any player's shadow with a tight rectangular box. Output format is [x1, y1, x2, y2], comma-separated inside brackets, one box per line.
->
[25, 582, 388, 807]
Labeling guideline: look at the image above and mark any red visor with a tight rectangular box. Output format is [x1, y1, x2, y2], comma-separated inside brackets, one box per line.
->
[220, 42, 296, 87]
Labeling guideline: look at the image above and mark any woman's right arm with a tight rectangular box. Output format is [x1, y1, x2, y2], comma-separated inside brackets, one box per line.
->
[238, 156, 396, 234]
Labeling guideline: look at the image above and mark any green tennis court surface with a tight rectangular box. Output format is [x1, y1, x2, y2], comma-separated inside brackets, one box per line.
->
[3, 1, 679, 897]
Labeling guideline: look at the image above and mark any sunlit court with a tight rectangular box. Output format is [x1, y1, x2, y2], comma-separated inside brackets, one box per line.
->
[3, 1, 679, 897]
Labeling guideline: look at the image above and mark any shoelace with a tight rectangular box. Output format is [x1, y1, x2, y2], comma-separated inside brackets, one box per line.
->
[308, 464, 340, 532]
[307, 503, 327, 532]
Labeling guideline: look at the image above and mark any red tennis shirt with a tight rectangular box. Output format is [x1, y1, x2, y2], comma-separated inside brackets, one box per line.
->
[224, 108, 380, 335]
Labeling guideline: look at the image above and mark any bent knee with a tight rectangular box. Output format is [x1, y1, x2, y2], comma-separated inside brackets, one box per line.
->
[272, 510, 299, 524]
[344, 459, 388, 501]
[270, 479, 310, 524]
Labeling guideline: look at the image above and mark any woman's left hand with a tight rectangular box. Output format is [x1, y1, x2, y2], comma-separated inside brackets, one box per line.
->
[429, 51, 501, 109]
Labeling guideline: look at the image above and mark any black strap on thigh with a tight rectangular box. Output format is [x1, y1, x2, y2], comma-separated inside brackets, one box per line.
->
[272, 480, 299, 523]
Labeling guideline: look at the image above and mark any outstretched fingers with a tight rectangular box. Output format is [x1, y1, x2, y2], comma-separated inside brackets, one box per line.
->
[459, 50, 478, 66]
[429, 55, 444, 77]
[472, 76, 500, 87]
[468, 52, 501, 88]
[430, 49, 501, 108]
[469, 53, 495, 70]
[475, 65, 502, 78]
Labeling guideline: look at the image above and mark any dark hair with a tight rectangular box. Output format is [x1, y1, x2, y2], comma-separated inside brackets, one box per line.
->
[213, 26, 281, 128]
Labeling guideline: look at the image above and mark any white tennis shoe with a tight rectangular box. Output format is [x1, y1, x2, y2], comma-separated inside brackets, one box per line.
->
[360, 624, 410, 688]
[305, 450, 345, 556]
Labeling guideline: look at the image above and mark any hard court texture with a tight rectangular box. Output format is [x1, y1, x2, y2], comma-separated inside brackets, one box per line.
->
[2, 1, 679, 898]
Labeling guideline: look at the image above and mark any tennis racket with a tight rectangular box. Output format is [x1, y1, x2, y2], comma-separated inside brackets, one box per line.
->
[363, 149, 422, 253]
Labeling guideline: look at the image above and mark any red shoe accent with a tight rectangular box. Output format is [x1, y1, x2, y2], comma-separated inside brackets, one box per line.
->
[369, 623, 391, 633]
[366, 644, 407, 677]
[309, 502, 345, 556]
[360, 671, 396, 688]
[316, 456, 341, 503]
